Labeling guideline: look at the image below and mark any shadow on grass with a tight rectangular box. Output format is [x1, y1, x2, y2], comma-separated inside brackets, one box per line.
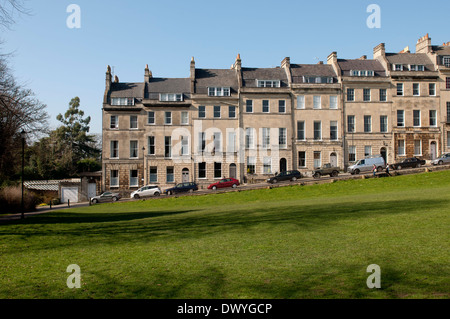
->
[0, 197, 447, 251]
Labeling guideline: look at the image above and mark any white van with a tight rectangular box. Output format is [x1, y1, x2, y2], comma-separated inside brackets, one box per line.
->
[347, 155, 386, 175]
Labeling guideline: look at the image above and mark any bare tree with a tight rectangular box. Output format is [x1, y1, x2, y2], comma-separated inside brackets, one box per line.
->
[0, 54, 48, 181]
[0, 0, 30, 29]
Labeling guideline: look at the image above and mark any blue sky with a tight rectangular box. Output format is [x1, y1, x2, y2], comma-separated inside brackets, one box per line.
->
[2, 0, 449, 135]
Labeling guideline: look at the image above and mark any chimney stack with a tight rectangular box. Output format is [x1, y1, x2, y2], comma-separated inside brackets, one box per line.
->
[104, 65, 112, 104]
[144, 64, 152, 82]
[416, 33, 432, 53]
[190, 57, 196, 94]
[327, 52, 337, 65]
[373, 43, 386, 59]
[358, 55, 367, 60]
[114, 75, 119, 83]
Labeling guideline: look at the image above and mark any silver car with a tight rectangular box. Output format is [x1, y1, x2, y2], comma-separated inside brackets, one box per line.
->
[431, 153, 450, 165]
[130, 185, 161, 199]
[91, 192, 121, 204]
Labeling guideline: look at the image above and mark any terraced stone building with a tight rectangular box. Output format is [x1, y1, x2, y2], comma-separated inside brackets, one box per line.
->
[102, 34, 450, 194]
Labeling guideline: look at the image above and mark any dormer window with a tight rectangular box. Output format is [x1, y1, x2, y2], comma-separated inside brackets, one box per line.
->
[111, 97, 134, 106]
[208, 87, 230, 96]
[256, 80, 280, 88]
[160, 93, 183, 102]
[303, 76, 333, 84]
[350, 70, 374, 77]
[394, 64, 403, 71]
[443, 56, 450, 67]
[409, 65, 425, 71]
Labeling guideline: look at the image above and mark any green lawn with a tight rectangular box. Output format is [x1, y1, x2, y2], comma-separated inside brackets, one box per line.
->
[0, 171, 449, 299]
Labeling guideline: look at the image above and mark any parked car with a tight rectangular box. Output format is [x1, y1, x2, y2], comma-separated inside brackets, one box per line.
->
[164, 182, 198, 195]
[431, 153, 450, 165]
[130, 185, 161, 199]
[208, 178, 240, 190]
[267, 170, 302, 184]
[390, 157, 426, 170]
[91, 192, 121, 204]
[312, 163, 340, 178]
[347, 155, 385, 175]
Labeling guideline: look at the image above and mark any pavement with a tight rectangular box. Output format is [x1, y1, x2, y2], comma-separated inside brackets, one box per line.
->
[0, 201, 91, 223]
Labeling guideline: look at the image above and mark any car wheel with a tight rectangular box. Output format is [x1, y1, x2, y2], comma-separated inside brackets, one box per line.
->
[377, 166, 382, 172]
[439, 160, 443, 165]
[154, 192, 160, 196]
[313, 173, 320, 179]
[272, 178, 278, 183]
[331, 171, 338, 177]
[134, 194, 140, 199]
[398, 165, 402, 170]
[167, 190, 172, 196]
[232, 184, 237, 188]
[92, 199, 98, 204]
[417, 164, 421, 168]
[355, 169, 360, 175]
[212, 186, 217, 190]
[189, 189, 194, 193]
[291, 177, 297, 181]
[112, 197, 118, 202]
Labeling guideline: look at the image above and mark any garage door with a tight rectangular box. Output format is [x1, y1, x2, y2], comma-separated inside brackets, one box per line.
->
[61, 187, 79, 203]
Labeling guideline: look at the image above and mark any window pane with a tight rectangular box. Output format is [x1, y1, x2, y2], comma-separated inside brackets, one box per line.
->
[330, 121, 338, 140]
[262, 100, 269, 113]
[297, 121, 305, 140]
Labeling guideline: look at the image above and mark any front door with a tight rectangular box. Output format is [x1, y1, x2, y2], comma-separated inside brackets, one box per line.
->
[430, 142, 437, 160]
[330, 153, 337, 167]
[279, 158, 287, 172]
[380, 147, 387, 164]
[229, 164, 236, 179]
[182, 168, 189, 183]
[88, 183, 97, 198]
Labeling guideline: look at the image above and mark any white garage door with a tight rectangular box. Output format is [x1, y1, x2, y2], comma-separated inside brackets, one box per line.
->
[61, 187, 79, 203]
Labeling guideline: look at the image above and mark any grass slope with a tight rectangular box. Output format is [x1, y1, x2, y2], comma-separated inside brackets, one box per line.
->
[0, 171, 449, 299]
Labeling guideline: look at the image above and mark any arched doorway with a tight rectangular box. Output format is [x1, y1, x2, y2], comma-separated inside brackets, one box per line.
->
[182, 168, 190, 182]
[380, 147, 387, 164]
[330, 152, 337, 167]
[229, 163, 237, 179]
[279, 158, 287, 172]
[430, 142, 437, 160]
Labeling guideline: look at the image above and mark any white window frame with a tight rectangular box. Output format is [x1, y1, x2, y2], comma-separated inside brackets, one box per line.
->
[398, 140, 405, 156]
[413, 110, 421, 127]
[198, 106, 206, 118]
[111, 97, 134, 106]
[444, 56, 450, 67]
[110, 115, 118, 129]
[313, 151, 321, 168]
[429, 83, 436, 96]
[349, 146, 356, 162]
[413, 83, 420, 96]
[347, 115, 355, 133]
[347, 88, 355, 101]
[130, 140, 138, 159]
[110, 170, 119, 187]
[397, 83, 404, 96]
[262, 157, 272, 174]
[394, 64, 403, 71]
[256, 80, 280, 88]
[313, 121, 322, 140]
[246, 100, 253, 113]
[278, 128, 287, 149]
[213, 105, 221, 118]
[159, 93, 183, 102]
[363, 89, 371, 102]
[181, 136, 189, 156]
[147, 111, 155, 125]
[414, 140, 422, 156]
[208, 87, 231, 96]
[397, 110, 405, 127]
[379, 89, 387, 102]
[181, 111, 189, 125]
[297, 121, 305, 141]
[130, 170, 139, 187]
[278, 100, 286, 113]
[330, 96, 338, 109]
[262, 128, 270, 149]
[297, 95, 305, 109]
[364, 115, 372, 133]
[429, 110, 437, 127]
[364, 146, 372, 157]
[262, 100, 270, 113]
[380, 115, 388, 133]
[228, 106, 236, 118]
[330, 121, 338, 141]
[130, 115, 138, 129]
[166, 167, 174, 183]
[110, 141, 119, 159]
[165, 111, 172, 125]
[313, 96, 321, 109]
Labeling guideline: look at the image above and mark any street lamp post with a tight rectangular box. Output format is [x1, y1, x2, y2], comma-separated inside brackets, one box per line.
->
[20, 129, 26, 219]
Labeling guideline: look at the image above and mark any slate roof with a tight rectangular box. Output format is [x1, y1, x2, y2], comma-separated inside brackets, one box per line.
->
[195, 69, 239, 95]
[337, 59, 387, 77]
[290, 64, 337, 83]
[385, 53, 435, 71]
[432, 45, 450, 56]
[147, 78, 190, 94]
[242, 67, 289, 87]
[110, 82, 143, 98]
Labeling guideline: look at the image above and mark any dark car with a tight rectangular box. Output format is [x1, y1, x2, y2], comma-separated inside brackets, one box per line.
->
[208, 178, 240, 190]
[164, 182, 198, 195]
[266, 170, 302, 184]
[90, 192, 121, 204]
[390, 157, 426, 170]
[312, 163, 340, 178]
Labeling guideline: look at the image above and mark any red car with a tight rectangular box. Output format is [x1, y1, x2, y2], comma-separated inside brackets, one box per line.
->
[207, 178, 240, 190]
